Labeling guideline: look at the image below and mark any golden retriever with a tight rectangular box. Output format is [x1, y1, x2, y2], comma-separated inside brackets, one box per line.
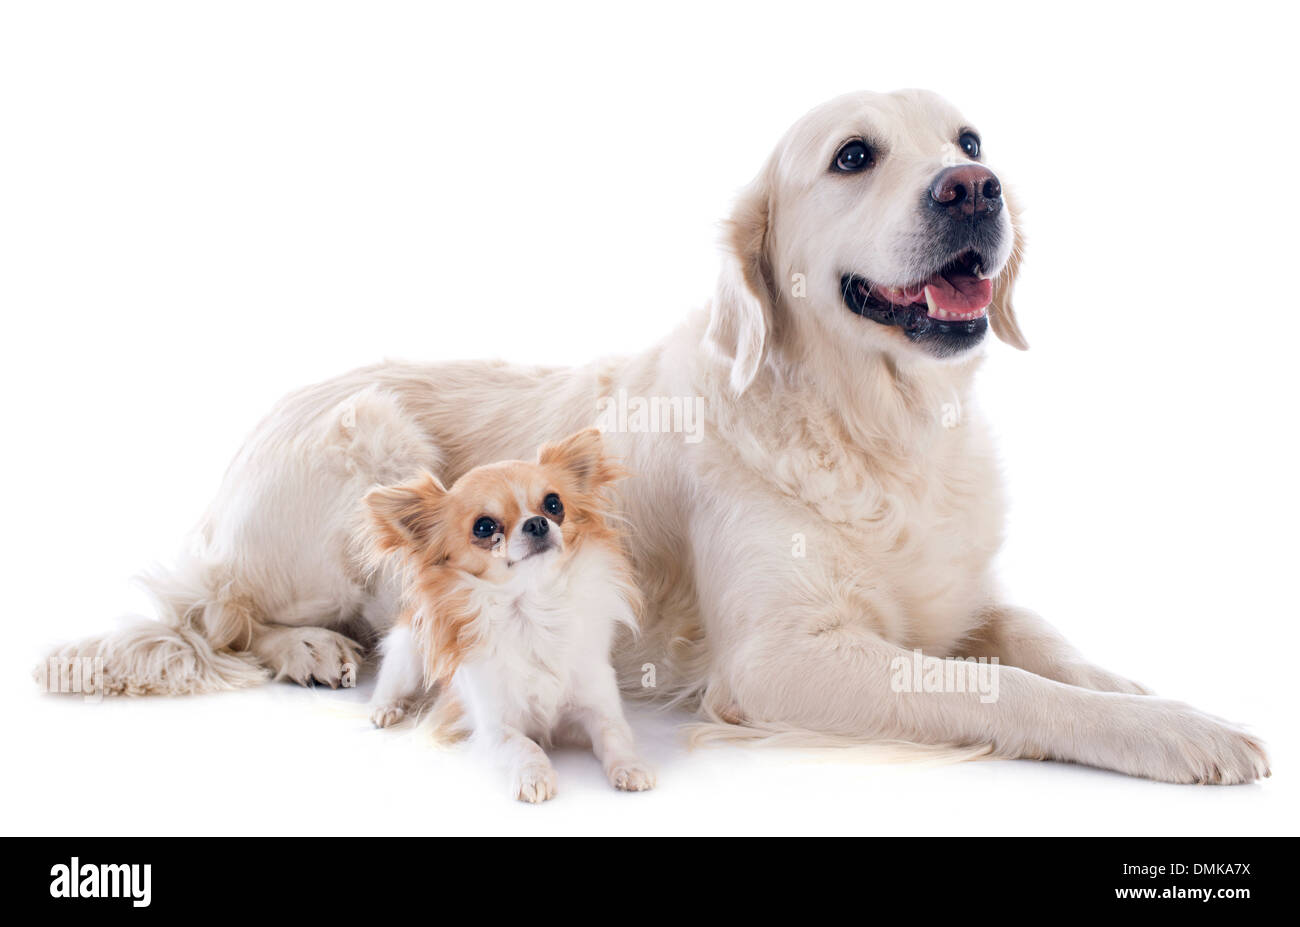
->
[44, 89, 1268, 785]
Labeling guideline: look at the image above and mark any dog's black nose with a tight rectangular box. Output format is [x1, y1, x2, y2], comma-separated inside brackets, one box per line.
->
[929, 165, 1002, 219]
[522, 516, 549, 537]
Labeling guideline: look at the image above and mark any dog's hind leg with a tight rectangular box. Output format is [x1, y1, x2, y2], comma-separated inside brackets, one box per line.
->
[41, 555, 271, 697]
[250, 624, 364, 689]
[40, 379, 442, 698]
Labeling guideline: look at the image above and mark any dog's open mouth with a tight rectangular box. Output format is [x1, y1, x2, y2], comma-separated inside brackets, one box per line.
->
[841, 250, 993, 341]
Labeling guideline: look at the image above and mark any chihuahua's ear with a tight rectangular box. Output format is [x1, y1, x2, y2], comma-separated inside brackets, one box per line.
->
[538, 427, 622, 491]
[365, 470, 448, 555]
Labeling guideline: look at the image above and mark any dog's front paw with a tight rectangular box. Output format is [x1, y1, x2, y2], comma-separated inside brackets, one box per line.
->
[1119, 700, 1270, 784]
[513, 762, 558, 803]
[369, 702, 407, 729]
[607, 759, 656, 792]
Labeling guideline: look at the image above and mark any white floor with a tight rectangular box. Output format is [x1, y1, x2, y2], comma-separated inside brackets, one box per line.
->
[7, 656, 1294, 836]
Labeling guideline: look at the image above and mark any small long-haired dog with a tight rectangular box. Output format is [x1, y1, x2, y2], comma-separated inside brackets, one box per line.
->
[363, 427, 654, 802]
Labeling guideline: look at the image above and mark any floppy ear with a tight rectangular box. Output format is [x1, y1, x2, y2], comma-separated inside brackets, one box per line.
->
[989, 187, 1029, 350]
[537, 427, 622, 492]
[705, 175, 776, 393]
[364, 470, 447, 555]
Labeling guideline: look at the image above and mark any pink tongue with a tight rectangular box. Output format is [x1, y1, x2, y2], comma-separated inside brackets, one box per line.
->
[898, 274, 993, 314]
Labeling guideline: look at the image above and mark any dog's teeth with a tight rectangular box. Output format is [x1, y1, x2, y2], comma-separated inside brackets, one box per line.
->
[924, 287, 940, 317]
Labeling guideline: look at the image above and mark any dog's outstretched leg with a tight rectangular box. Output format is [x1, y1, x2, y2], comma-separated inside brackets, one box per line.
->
[960, 604, 1152, 695]
[724, 621, 1269, 785]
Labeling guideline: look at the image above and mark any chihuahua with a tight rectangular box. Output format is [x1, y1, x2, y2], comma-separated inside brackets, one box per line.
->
[363, 427, 654, 802]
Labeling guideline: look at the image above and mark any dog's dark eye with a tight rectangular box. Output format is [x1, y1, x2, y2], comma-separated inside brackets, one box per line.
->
[472, 517, 498, 539]
[832, 139, 873, 173]
[542, 493, 564, 521]
[958, 132, 981, 158]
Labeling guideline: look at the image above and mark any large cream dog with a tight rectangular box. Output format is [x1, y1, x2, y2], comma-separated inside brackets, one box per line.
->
[48, 89, 1268, 784]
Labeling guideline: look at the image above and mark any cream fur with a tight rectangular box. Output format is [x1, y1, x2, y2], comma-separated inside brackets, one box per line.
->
[43, 89, 1268, 785]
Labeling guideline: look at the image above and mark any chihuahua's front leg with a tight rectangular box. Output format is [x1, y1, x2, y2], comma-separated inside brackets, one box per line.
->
[457, 665, 559, 802]
[488, 725, 557, 803]
[573, 666, 655, 792]
[369, 625, 425, 728]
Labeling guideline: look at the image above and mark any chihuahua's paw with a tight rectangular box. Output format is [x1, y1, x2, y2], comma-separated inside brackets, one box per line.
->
[369, 702, 407, 729]
[608, 759, 656, 792]
[513, 762, 558, 803]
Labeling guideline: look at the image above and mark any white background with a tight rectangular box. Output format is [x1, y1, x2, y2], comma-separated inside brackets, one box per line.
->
[2, 0, 1297, 836]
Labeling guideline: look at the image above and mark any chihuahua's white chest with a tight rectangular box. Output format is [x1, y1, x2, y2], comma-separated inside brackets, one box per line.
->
[454, 549, 634, 741]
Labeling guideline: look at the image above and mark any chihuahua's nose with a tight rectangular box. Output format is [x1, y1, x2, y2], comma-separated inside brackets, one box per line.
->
[522, 516, 549, 538]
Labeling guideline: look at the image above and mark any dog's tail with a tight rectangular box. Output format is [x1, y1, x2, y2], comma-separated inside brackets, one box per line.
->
[37, 551, 269, 697]
[683, 720, 994, 765]
[684, 699, 995, 766]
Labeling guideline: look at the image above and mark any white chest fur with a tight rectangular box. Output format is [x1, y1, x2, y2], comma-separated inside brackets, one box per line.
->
[453, 548, 635, 741]
[695, 361, 1005, 655]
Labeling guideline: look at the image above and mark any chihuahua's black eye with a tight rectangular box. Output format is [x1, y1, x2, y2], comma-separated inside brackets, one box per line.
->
[542, 493, 564, 521]
[958, 132, 981, 158]
[472, 517, 498, 539]
[832, 139, 873, 173]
